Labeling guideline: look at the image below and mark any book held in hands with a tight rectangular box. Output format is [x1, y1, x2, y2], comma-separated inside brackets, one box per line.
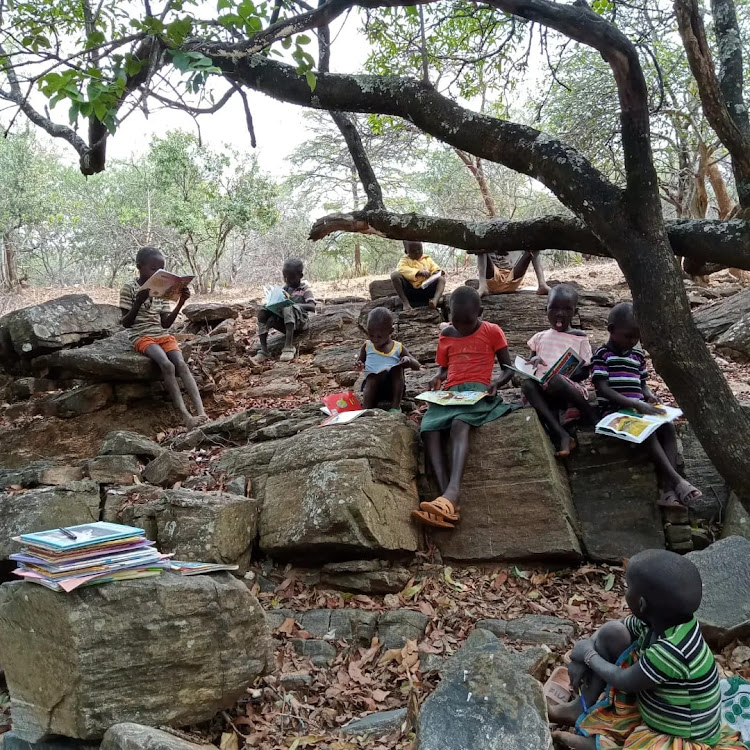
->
[595, 404, 682, 444]
[415, 390, 488, 406]
[505, 347, 582, 385]
[141, 270, 195, 301]
[263, 285, 294, 316]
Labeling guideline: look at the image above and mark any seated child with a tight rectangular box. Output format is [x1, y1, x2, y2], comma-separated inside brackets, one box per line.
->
[356, 307, 420, 412]
[257, 258, 316, 363]
[592, 302, 702, 508]
[119, 246, 207, 429]
[412, 286, 515, 529]
[520, 284, 596, 457]
[550, 548, 744, 750]
[477, 248, 551, 297]
[391, 240, 446, 310]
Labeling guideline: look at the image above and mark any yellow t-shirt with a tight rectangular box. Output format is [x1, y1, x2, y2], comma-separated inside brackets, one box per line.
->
[396, 255, 441, 288]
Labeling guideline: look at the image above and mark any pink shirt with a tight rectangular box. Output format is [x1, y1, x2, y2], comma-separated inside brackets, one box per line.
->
[527, 329, 592, 378]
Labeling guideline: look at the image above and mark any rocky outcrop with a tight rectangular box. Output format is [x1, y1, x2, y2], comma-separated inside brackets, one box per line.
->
[141, 451, 191, 487]
[182, 302, 240, 325]
[694, 289, 750, 341]
[41, 384, 114, 419]
[101, 724, 218, 750]
[716, 315, 750, 362]
[100, 431, 165, 460]
[0, 573, 270, 740]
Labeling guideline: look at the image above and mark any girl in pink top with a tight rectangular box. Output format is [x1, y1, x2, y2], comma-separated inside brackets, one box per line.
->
[522, 284, 596, 456]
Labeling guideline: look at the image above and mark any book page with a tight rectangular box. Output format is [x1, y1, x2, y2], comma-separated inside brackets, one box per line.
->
[421, 271, 443, 288]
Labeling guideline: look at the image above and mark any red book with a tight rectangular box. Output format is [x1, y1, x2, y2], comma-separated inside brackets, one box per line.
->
[321, 391, 362, 415]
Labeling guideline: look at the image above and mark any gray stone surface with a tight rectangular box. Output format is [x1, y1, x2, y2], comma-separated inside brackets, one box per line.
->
[694, 289, 750, 341]
[678, 424, 728, 519]
[141, 451, 191, 487]
[0, 461, 53, 490]
[0, 481, 100, 559]
[378, 609, 430, 649]
[182, 303, 239, 324]
[265, 608, 295, 632]
[297, 609, 378, 645]
[417, 629, 553, 750]
[342, 708, 407, 737]
[320, 561, 412, 594]
[292, 639, 336, 667]
[716, 315, 750, 362]
[100, 431, 165, 459]
[278, 673, 313, 691]
[0, 732, 98, 750]
[41, 383, 114, 419]
[368, 279, 398, 300]
[38, 465, 86, 486]
[86, 454, 141, 484]
[101, 724, 216, 750]
[474, 615, 575, 648]
[429, 411, 581, 563]
[0, 573, 270, 741]
[722, 493, 750, 540]
[564, 430, 664, 561]
[687, 536, 750, 648]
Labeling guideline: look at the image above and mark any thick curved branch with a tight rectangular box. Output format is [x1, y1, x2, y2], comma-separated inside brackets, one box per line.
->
[308, 210, 750, 270]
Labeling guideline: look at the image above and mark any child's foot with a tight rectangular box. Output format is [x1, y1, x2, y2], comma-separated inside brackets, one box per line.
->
[185, 414, 208, 429]
[279, 346, 296, 363]
[419, 497, 459, 522]
[547, 696, 582, 727]
[537, 283, 551, 296]
[551, 732, 595, 750]
[411, 509, 455, 528]
[256, 350, 271, 362]
[675, 479, 702, 505]
[402, 302, 413, 311]
[428, 298, 437, 309]
[555, 435, 577, 458]
[658, 489, 682, 508]
[478, 285, 490, 298]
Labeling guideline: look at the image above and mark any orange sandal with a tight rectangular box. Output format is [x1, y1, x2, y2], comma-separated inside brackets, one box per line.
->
[411, 509, 456, 528]
[419, 497, 459, 522]
[543, 666, 573, 707]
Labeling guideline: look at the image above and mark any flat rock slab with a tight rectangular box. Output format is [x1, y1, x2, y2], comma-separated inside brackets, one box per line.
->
[101, 724, 218, 750]
[86, 454, 141, 484]
[182, 303, 240, 324]
[722, 494, 750, 540]
[100, 431, 165, 459]
[41, 384, 114, 419]
[0, 573, 270, 741]
[475, 615, 575, 648]
[141, 451, 191, 487]
[694, 289, 750, 341]
[687, 536, 750, 648]
[342, 708, 407, 737]
[678, 424, 728, 519]
[429, 410, 582, 563]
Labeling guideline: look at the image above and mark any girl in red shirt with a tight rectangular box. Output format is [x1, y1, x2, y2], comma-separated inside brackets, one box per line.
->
[413, 286, 516, 530]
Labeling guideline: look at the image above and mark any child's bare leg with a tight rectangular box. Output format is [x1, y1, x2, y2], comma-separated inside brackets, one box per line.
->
[143, 344, 194, 427]
[550, 735, 595, 750]
[257, 309, 272, 357]
[424, 430, 449, 492]
[546, 375, 598, 425]
[389, 366, 405, 410]
[510, 250, 535, 283]
[653, 424, 701, 503]
[531, 250, 551, 295]
[477, 253, 492, 297]
[521, 379, 574, 455]
[390, 271, 412, 310]
[442, 419, 472, 508]
[166, 349, 206, 424]
[362, 372, 385, 409]
[429, 275, 447, 308]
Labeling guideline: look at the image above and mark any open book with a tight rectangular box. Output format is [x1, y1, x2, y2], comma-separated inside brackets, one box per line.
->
[263, 285, 294, 316]
[416, 390, 487, 406]
[141, 270, 194, 301]
[320, 409, 367, 426]
[595, 405, 682, 444]
[505, 348, 582, 385]
[420, 271, 443, 289]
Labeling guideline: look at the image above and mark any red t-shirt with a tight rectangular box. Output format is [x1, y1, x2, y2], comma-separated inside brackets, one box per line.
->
[436, 321, 508, 388]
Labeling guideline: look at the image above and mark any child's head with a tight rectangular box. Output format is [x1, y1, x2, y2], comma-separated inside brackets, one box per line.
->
[625, 549, 702, 628]
[607, 302, 640, 352]
[450, 286, 482, 333]
[283, 258, 304, 287]
[135, 246, 165, 281]
[367, 307, 394, 351]
[547, 284, 579, 332]
[403, 240, 424, 261]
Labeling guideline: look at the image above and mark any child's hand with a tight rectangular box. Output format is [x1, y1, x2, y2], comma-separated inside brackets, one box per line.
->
[179, 286, 191, 302]
[400, 356, 420, 370]
[486, 382, 499, 398]
[633, 400, 666, 416]
[355, 360, 365, 372]
[135, 288, 150, 305]
[428, 374, 443, 391]
[417, 269, 431, 278]
[528, 355, 545, 367]
[567, 660, 587, 692]
[570, 638, 595, 664]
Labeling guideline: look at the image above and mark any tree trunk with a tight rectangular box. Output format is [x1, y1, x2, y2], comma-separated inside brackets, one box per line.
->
[454, 149, 497, 218]
[350, 168, 363, 275]
[0, 231, 20, 291]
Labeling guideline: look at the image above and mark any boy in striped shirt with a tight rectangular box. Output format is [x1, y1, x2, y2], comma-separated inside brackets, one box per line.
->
[591, 302, 702, 508]
[550, 549, 744, 750]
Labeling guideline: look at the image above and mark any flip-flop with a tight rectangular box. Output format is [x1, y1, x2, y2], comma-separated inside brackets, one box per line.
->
[419, 496, 459, 522]
[555, 438, 577, 458]
[411, 509, 455, 528]
[658, 489, 682, 508]
[279, 347, 296, 363]
[544, 666, 573, 707]
[675, 480, 702, 505]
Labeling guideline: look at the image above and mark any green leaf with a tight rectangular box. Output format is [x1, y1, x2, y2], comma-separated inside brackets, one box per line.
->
[512, 565, 529, 580]
[305, 70, 317, 92]
[217, 0, 233, 9]
[401, 583, 421, 600]
[603, 573, 615, 591]
[296, 33, 311, 45]
[281, 36, 292, 49]
[171, 51, 191, 71]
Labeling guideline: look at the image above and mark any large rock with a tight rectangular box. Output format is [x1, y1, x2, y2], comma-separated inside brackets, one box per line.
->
[141, 451, 191, 487]
[716, 314, 750, 362]
[429, 410, 582, 563]
[687, 536, 750, 648]
[564, 430, 664, 562]
[86, 454, 141, 484]
[417, 629, 553, 750]
[694, 289, 750, 341]
[0, 573, 270, 740]
[678, 424, 728, 519]
[722, 493, 750, 540]
[368, 278, 397, 300]
[0, 481, 100, 560]
[113, 489, 258, 573]
[0, 295, 120, 360]
[395, 307, 444, 364]
[41, 384, 114, 419]
[101, 724, 218, 750]
[100, 431, 165, 460]
[182, 303, 239, 325]
[218, 413, 420, 560]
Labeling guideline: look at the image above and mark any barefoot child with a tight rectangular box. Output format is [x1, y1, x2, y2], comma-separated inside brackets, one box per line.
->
[592, 302, 702, 508]
[257, 258, 316, 363]
[520, 284, 596, 457]
[119, 246, 207, 429]
[390, 240, 446, 310]
[476, 249, 551, 297]
[412, 286, 515, 529]
[550, 548, 744, 750]
[356, 307, 421, 412]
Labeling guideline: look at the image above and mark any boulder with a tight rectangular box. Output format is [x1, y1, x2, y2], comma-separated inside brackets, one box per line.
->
[678, 424, 728, 519]
[0, 481, 100, 560]
[0, 461, 54, 491]
[342, 708, 407, 737]
[716, 314, 750, 362]
[297, 608, 379, 645]
[417, 629, 553, 750]
[182, 303, 239, 325]
[368, 278, 397, 300]
[5, 377, 58, 402]
[41, 383, 114, 419]
[722, 493, 750, 540]
[218, 413, 421, 560]
[141, 451, 191, 487]
[113, 489, 258, 573]
[474, 615, 575, 648]
[38, 465, 86, 486]
[687, 536, 750, 648]
[694, 289, 750, 341]
[0, 573, 270, 741]
[86, 455, 141, 484]
[320, 560, 412, 593]
[428, 410, 582, 563]
[313, 343, 361, 374]
[0, 295, 120, 359]
[378, 609, 430, 649]
[101, 724, 217, 750]
[394, 307, 444, 364]
[100, 431, 165, 460]
[564, 430, 664, 562]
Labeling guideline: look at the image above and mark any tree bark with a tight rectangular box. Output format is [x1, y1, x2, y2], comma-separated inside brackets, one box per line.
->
[454, 149, 497, 217]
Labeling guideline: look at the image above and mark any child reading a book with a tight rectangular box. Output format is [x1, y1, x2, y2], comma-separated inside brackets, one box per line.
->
[257, 258, 317, 363]
[592, 302, 702, 507]
[390, 240, 447, 310]
[356, 307, 420, 412]
[412, 286, 515, 529]
[550, 548, 744, 750]
[520, 284, 596, 457]
[120, 246, 207, 429]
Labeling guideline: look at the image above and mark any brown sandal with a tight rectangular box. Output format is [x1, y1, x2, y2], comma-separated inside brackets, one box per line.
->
[411, 509, 456, 528]
[544, 666, 573, 707]
[419, 496, 459, 522]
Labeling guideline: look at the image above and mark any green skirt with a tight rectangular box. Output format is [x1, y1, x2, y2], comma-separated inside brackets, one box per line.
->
[420, 382, 518, 433]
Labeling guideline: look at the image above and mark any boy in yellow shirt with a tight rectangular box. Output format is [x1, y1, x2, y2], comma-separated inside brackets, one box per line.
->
[390, 241, 447, 310]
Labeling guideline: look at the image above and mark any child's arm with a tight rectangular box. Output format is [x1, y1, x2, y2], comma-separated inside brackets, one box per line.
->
[594, 380, 665, 415]
[355, 343, 366, 371]
[398, 345, 421, 370]
[396, 257, 421, 284]
[426, 257, 442, 275]
[642, 383, 659, 403]
[570, 363, 591, 382]
[160, 287, 190, 329]
[488, 347, 514, 395]
[428, 366, 449, 390]
[295, 288, 317, 313]
[570, 637, 659, 694]
[120, 288, 151, 328]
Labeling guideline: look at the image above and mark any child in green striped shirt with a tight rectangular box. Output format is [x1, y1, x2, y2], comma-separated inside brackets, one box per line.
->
[550, 549, 744, 750]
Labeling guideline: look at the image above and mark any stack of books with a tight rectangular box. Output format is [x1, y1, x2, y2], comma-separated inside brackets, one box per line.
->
[10, 521, 171, 592]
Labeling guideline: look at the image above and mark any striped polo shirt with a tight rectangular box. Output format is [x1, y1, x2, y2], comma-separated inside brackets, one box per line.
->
[591, 343, 647, 411]
[626, 615, 722, 743]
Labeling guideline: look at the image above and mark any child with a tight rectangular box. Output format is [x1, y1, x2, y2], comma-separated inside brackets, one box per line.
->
[356, 307, 421, 412]
[520, 284, 596, 457]
[477, 249, 551, 297]
[119, 246, 207, 429]
[550, 548, 744, 750]
[412, 286, 515, 529]
[390, 240, 447, 310]
[592, 302, 702, 508]
[257, 258, 316, 363]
